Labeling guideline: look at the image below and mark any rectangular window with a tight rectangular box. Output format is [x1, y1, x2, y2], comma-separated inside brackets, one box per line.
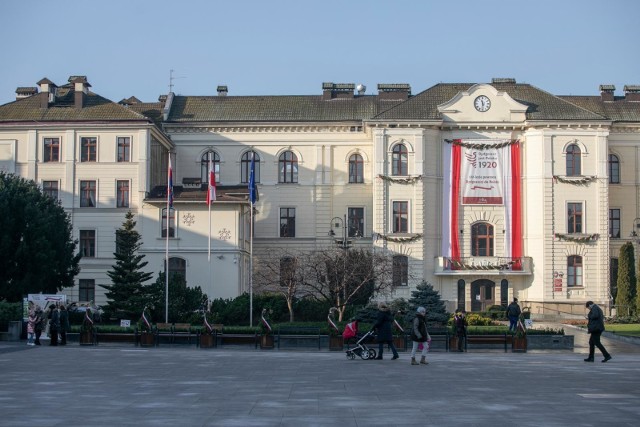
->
[567, 256, 583, 287]
[392, 201, 408, 233]
[117, 137, 131, 162]
[162, 208, 176, 238]
[43, 138, 60, 162]
[348, 207, 364, 238]
[609, 209, 620, 238]
[80, 137, 97, 162]
[80, 180, 96, 207]
[80, 230, 96, 257]
[567, 202, 582, 233]
[43, 181, 59, 200]
[392, 256, 408, 286]
[280, 208, 296, 238]
[116, 180, 130, 208]
[78, 279, 95, 302]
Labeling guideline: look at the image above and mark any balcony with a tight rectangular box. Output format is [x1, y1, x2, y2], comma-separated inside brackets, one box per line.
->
[434, 256, 533, 276]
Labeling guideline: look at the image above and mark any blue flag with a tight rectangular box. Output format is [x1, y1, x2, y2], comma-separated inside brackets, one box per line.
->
[168, 155, 174, 207]
[248, 152, 257, 204]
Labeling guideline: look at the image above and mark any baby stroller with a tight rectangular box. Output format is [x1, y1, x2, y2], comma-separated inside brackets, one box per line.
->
[343, 320, 377, 360]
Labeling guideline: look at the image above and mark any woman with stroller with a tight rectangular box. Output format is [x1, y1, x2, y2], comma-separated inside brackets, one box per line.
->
[410, 307, 430, 365]
[373, 302, 399, 360]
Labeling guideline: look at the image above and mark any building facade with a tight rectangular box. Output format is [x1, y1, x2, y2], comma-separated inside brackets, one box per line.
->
[2, 76, 639, 318]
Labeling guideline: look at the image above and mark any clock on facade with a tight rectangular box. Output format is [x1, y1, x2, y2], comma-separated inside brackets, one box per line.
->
[474, 95, 491, 112]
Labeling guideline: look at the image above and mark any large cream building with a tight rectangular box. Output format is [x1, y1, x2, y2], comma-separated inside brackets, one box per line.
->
[1, 76, 639, 318]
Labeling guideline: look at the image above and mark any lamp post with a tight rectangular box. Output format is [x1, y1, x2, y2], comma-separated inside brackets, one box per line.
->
[630, 218, 640, 243]
[328, 215, 350, 249]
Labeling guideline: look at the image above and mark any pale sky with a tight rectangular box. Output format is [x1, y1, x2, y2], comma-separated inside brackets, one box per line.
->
[0, 0, 638, 105]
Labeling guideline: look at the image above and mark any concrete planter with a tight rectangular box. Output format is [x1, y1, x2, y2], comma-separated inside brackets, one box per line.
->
[526, 335, 574, 350]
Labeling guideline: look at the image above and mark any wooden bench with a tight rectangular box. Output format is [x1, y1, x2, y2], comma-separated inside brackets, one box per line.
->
[156, 323, 194, 345]
[465, 334, 511, 352]
[277, 326, 321, 350]
[216, 325, 259, 348]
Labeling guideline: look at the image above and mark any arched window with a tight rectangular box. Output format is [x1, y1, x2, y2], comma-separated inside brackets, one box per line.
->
[165, 257, 186, 280]
[392, 255, 408, 287]
[241, 151, 260, 184]
[566, 144, 581, 176]
[567, 256, 583, 287]
[609, 154, 620, 184]
[201, 151, 220, 183]
[392, 144, 408, 176]
[279, 151, 298, 183]
[349, 153, 364, 183]
[472, 222, 494, 256]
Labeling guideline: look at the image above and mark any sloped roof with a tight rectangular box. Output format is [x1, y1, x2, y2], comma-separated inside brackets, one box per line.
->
[166, 95, 404, 123]
[125, 101, 164, 126]
[559, 96, 640, 122]
[372, 83, 606, 121]
[0, 85, 152, 123]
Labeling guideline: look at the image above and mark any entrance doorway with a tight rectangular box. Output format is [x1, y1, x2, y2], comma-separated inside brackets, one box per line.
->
[471, 279, 495, 312]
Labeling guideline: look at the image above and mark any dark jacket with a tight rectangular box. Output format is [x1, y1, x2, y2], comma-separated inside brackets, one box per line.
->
[410, 313, 428, 342]
[59, 309, 70, 332]
[454, 314, 467, 336]
[34, 310, 45, 332]
[49, 308, 60, 331]
[587, 304, 605, 334]
[373, 308, 394, 342]
[507, 302, 521, 318]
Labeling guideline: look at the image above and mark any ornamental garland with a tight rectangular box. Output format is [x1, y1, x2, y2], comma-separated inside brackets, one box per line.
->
[553, 175, 597, 185]
[450, 259, 517, 271]
[554, 233, 600, 243]
[377, 174, 423, 184]
[444, 139, 519, 150]
[376, 233, 423, 243]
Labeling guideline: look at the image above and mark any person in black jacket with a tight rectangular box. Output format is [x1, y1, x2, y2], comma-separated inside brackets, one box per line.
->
[59, 304, 70, 345]
[48, 305, 60, 346]
[410, 306, 430, 365]
[373, 302, 399, 360]
[584, 301, 612, 363]
[506, 298, 521, 332]
[454, 309, 467, 352]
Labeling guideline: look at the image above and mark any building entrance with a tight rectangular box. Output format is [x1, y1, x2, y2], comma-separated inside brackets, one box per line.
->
[471, 279, 495, 312]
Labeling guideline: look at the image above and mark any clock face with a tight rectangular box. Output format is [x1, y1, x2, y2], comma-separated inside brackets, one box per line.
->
[474, 95, 491, 112]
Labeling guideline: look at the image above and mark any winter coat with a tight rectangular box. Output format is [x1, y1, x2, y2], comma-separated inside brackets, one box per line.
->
[587, 304, 605, 334]
[507, 302, 521, 318]
[454, 314, 467, 336]
[373, 308, 394, 342]
[49, 309, 60, 331]
[410, 313, 428, 342]
[34, 310, 45, 332]
[59, 309, 70, 332]
[27, 313, 36, 334]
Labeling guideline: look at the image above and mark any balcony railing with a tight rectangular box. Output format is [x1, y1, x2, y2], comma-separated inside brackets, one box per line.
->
[434, 256, 533, 275]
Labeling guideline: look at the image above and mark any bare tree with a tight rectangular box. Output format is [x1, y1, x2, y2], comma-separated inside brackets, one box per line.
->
[253, 248, 310, 322]
[303, 247, 395, 321]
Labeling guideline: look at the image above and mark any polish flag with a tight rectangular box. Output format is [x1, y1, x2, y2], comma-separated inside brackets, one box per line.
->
[206, 161, 216, 204]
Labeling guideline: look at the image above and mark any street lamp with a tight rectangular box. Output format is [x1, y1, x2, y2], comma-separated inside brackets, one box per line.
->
[329, 215, 350, 249]
[630, 218, 640, 241]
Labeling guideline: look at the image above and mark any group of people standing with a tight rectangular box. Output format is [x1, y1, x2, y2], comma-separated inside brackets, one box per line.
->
[26, 303, 70, 346]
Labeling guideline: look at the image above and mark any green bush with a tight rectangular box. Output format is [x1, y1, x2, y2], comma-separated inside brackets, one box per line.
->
[0, 301, 22, 322]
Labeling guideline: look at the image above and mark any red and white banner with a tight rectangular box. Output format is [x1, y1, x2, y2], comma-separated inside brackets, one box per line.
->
[442, 139, 522, 267]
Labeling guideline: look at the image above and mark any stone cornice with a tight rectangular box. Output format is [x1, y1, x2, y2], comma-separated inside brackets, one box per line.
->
[163, 125, 364, 133]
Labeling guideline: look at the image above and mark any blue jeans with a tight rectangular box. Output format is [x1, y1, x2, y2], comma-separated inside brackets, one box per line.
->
[508, 316, 518, 331]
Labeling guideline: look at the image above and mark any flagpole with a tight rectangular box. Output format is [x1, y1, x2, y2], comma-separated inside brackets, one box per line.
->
[248, 151, 256, 327]
[165, 153, 172, 323]
[208, 158, 212, 262]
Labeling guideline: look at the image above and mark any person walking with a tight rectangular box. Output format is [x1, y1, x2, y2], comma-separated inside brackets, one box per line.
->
[34, 305, 44, 346]
[584, 301, 612, 363]
[59, 304, 70, 345]
[27, 309, 36, 346]
[48, 305, 60, 346]
[454, 309, 468, 352]
[410, 307, 430, 365]
[373, 302, 399, 360]
[507, 298, 521, 332]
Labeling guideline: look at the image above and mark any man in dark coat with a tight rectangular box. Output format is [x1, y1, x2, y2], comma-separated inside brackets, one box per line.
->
[373, 302, 399, 360]
[454, 309, 467, 352]
[584, 301, 612, 363]
[507, 298, 521, 332]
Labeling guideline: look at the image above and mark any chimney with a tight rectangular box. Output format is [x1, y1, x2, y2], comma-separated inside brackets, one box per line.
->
[217, 85, 228, 96]
[599, 84, 615, 101]
[322, 82, 355, 100]
[377, 83, 411, 100]
[623, 85, 640, 101]
[15, 87, 38, 100]
[71, 76, 91, 109]
[37, 78, 56, 108]
[158, 94, 168, 103]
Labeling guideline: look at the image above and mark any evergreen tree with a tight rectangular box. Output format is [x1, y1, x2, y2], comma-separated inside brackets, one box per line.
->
[102, 211, 153, 319]
[615, 242, 636, 315]
[147, 272, 208, 323]
[405, 281, 450, 326]
[0, 172, 80, 301]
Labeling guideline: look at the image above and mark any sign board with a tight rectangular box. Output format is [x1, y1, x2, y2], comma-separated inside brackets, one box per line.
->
[525, 319, 533, 329]
[120, 320, 131, 328]
[553, 278, 563, 292]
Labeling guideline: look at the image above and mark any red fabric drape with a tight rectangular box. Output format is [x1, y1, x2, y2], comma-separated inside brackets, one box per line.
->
[511, 142, 522, 270]
[451, 143, 461, 262]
